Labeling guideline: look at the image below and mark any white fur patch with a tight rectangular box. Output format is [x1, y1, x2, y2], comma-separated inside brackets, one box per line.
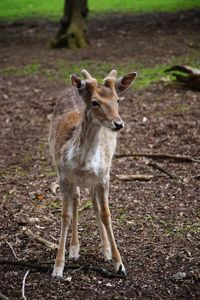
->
[62, 141, 103, 188]
[83, 145, 101, 175]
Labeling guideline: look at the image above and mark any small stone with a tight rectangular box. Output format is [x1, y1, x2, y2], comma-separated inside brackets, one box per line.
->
[66, 276, 72, 282]
[105, 282, 112, 287]
[28, 217, 39, 224]
[172, 271, 187, 281]
[183, 177, 189, 184]
[142, 116, 148, 123]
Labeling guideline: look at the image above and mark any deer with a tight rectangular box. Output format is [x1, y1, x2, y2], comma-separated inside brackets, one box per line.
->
[49, 69, 137, 277]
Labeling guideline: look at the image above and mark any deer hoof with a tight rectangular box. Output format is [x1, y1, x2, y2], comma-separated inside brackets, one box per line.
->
[69, 245, 80, 260]
[115, 263, 127, 276]
[52, 263, 64, 278]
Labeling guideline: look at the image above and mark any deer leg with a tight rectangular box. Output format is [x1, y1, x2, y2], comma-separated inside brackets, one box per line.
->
[52, 181, 73, 278]
[69, 187, 80, 260]
[91, 188, 112, 262]
[97, 182, 126, 275]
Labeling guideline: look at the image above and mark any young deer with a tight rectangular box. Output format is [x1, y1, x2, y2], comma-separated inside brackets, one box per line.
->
[49, 69, 136, 277]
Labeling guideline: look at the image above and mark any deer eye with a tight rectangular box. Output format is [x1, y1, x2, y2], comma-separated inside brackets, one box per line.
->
[117, 99, 120, 103]
[91, 101, 100, 107]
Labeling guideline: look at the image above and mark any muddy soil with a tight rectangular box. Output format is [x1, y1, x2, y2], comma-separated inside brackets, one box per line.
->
[0, 10, 200, 300]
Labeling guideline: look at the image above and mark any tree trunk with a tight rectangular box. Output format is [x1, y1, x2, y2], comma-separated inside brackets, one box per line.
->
[51, 0, 89, 49]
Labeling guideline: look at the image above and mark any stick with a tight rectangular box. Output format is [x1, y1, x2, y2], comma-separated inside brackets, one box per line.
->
[6, 240, 20, 260]
[0, 292, 9, 300]
[148, 162, 177, 179]
[23, 228, 58, 250]
[115, 152, 199, 163]
[0, 260, 50, 272]
[193, 174, 200, 180]
[114, 174, 154, 181]
[0, 260, 126, 279]
[22, 270, 29, 300]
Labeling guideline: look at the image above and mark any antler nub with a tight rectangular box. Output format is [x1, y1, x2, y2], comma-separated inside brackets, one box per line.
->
[106, 70, 117, 78]
[81, 69, 98, 92]
[81, 69, 93, 80]
[103, 70, 117, 88]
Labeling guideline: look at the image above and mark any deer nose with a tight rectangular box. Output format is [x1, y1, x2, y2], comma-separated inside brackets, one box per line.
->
[113, 120, 124, 130]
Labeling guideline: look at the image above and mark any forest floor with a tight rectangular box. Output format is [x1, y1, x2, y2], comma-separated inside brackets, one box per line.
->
[0, 10, 200, 300]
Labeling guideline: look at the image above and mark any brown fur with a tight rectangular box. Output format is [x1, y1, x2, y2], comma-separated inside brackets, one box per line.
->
[50, 70, 136, 278]
[51, 110, 81, 163]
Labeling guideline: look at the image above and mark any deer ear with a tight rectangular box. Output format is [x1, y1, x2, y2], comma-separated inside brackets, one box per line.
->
[71, 74, 86, 90]
[116, 72, 137, 94]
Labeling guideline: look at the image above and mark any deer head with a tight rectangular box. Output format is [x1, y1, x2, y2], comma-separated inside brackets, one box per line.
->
[71, 69, 137, 131]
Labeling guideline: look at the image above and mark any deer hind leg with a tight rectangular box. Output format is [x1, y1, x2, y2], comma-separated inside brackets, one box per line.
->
[52, 180, 73, 278]
[91, 188, 112, 262]
[69, 186, 80, 260]
[97, 183, 126, 275]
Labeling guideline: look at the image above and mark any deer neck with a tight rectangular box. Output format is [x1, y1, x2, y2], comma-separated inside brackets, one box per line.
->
[74, 108, 101, 164]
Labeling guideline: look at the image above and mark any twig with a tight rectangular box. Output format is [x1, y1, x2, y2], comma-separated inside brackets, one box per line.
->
[0, 260, 126, 279]
[6, 240, 20, 260]
[115, 152, 199, 163]
[148, 162, 177, 179]
[22, 270, 29, 300]
[114, 174, 154, 181]
[0, 260, 50, 272]
[193, 174, 200, 180]
[0, 292, 9, 300]
[23, 228, 58, 250]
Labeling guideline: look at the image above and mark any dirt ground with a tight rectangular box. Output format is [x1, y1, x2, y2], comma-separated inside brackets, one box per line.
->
[0, 10, 200, 300]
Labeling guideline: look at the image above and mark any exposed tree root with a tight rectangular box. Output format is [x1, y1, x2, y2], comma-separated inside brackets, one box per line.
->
[165, 65, 200, 90]
[0, 292, 9, 300]
[0, 260, 126, 279]
[115, 152, 199, 163]
[148, 162, 177, 179]
[23, 228, 58, 250]
[114, 174, 154, 181]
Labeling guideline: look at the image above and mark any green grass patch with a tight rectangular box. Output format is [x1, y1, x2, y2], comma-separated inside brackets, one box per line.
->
[166, 221, 200, 236]
[0, 60, 187, 89]
[59, 59, 169, 89]
[0, 0, 200, 21]
[1, 52, 199, 90]
[159, 104, 192, 116]
[0, 63, 57, 80]
[47, 199, 61, 210]
[0, 63, 41, 76]
[82, 199, 93, 210]
[89, 0, 200, 14]
[0, 59, 138, 83]
[116, 208, 128, 225]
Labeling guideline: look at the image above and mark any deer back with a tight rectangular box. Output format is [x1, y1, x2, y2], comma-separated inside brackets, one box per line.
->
[49, 87, 83, 164]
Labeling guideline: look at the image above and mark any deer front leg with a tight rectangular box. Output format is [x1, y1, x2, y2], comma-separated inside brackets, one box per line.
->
[97, 182, 126, 275]
[91, 189, 112, 262]
[69, 187, 80, 260]
[52, 181, 73, 278]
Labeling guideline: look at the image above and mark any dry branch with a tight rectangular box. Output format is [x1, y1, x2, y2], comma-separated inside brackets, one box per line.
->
[165, 65, 200, 90]
[193, 174, 200, 180]
[0, 292, 9, 300]
[23, 228, 58, 250]
[115, 152, 199, 163]
[6, 240, 20, 260]
[0, 260, 126, 279]
[0, 260, 50, 272]
[148, 162, 177, 179]
[22, 270, 29, 300]
[114, 174, 153, 181]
